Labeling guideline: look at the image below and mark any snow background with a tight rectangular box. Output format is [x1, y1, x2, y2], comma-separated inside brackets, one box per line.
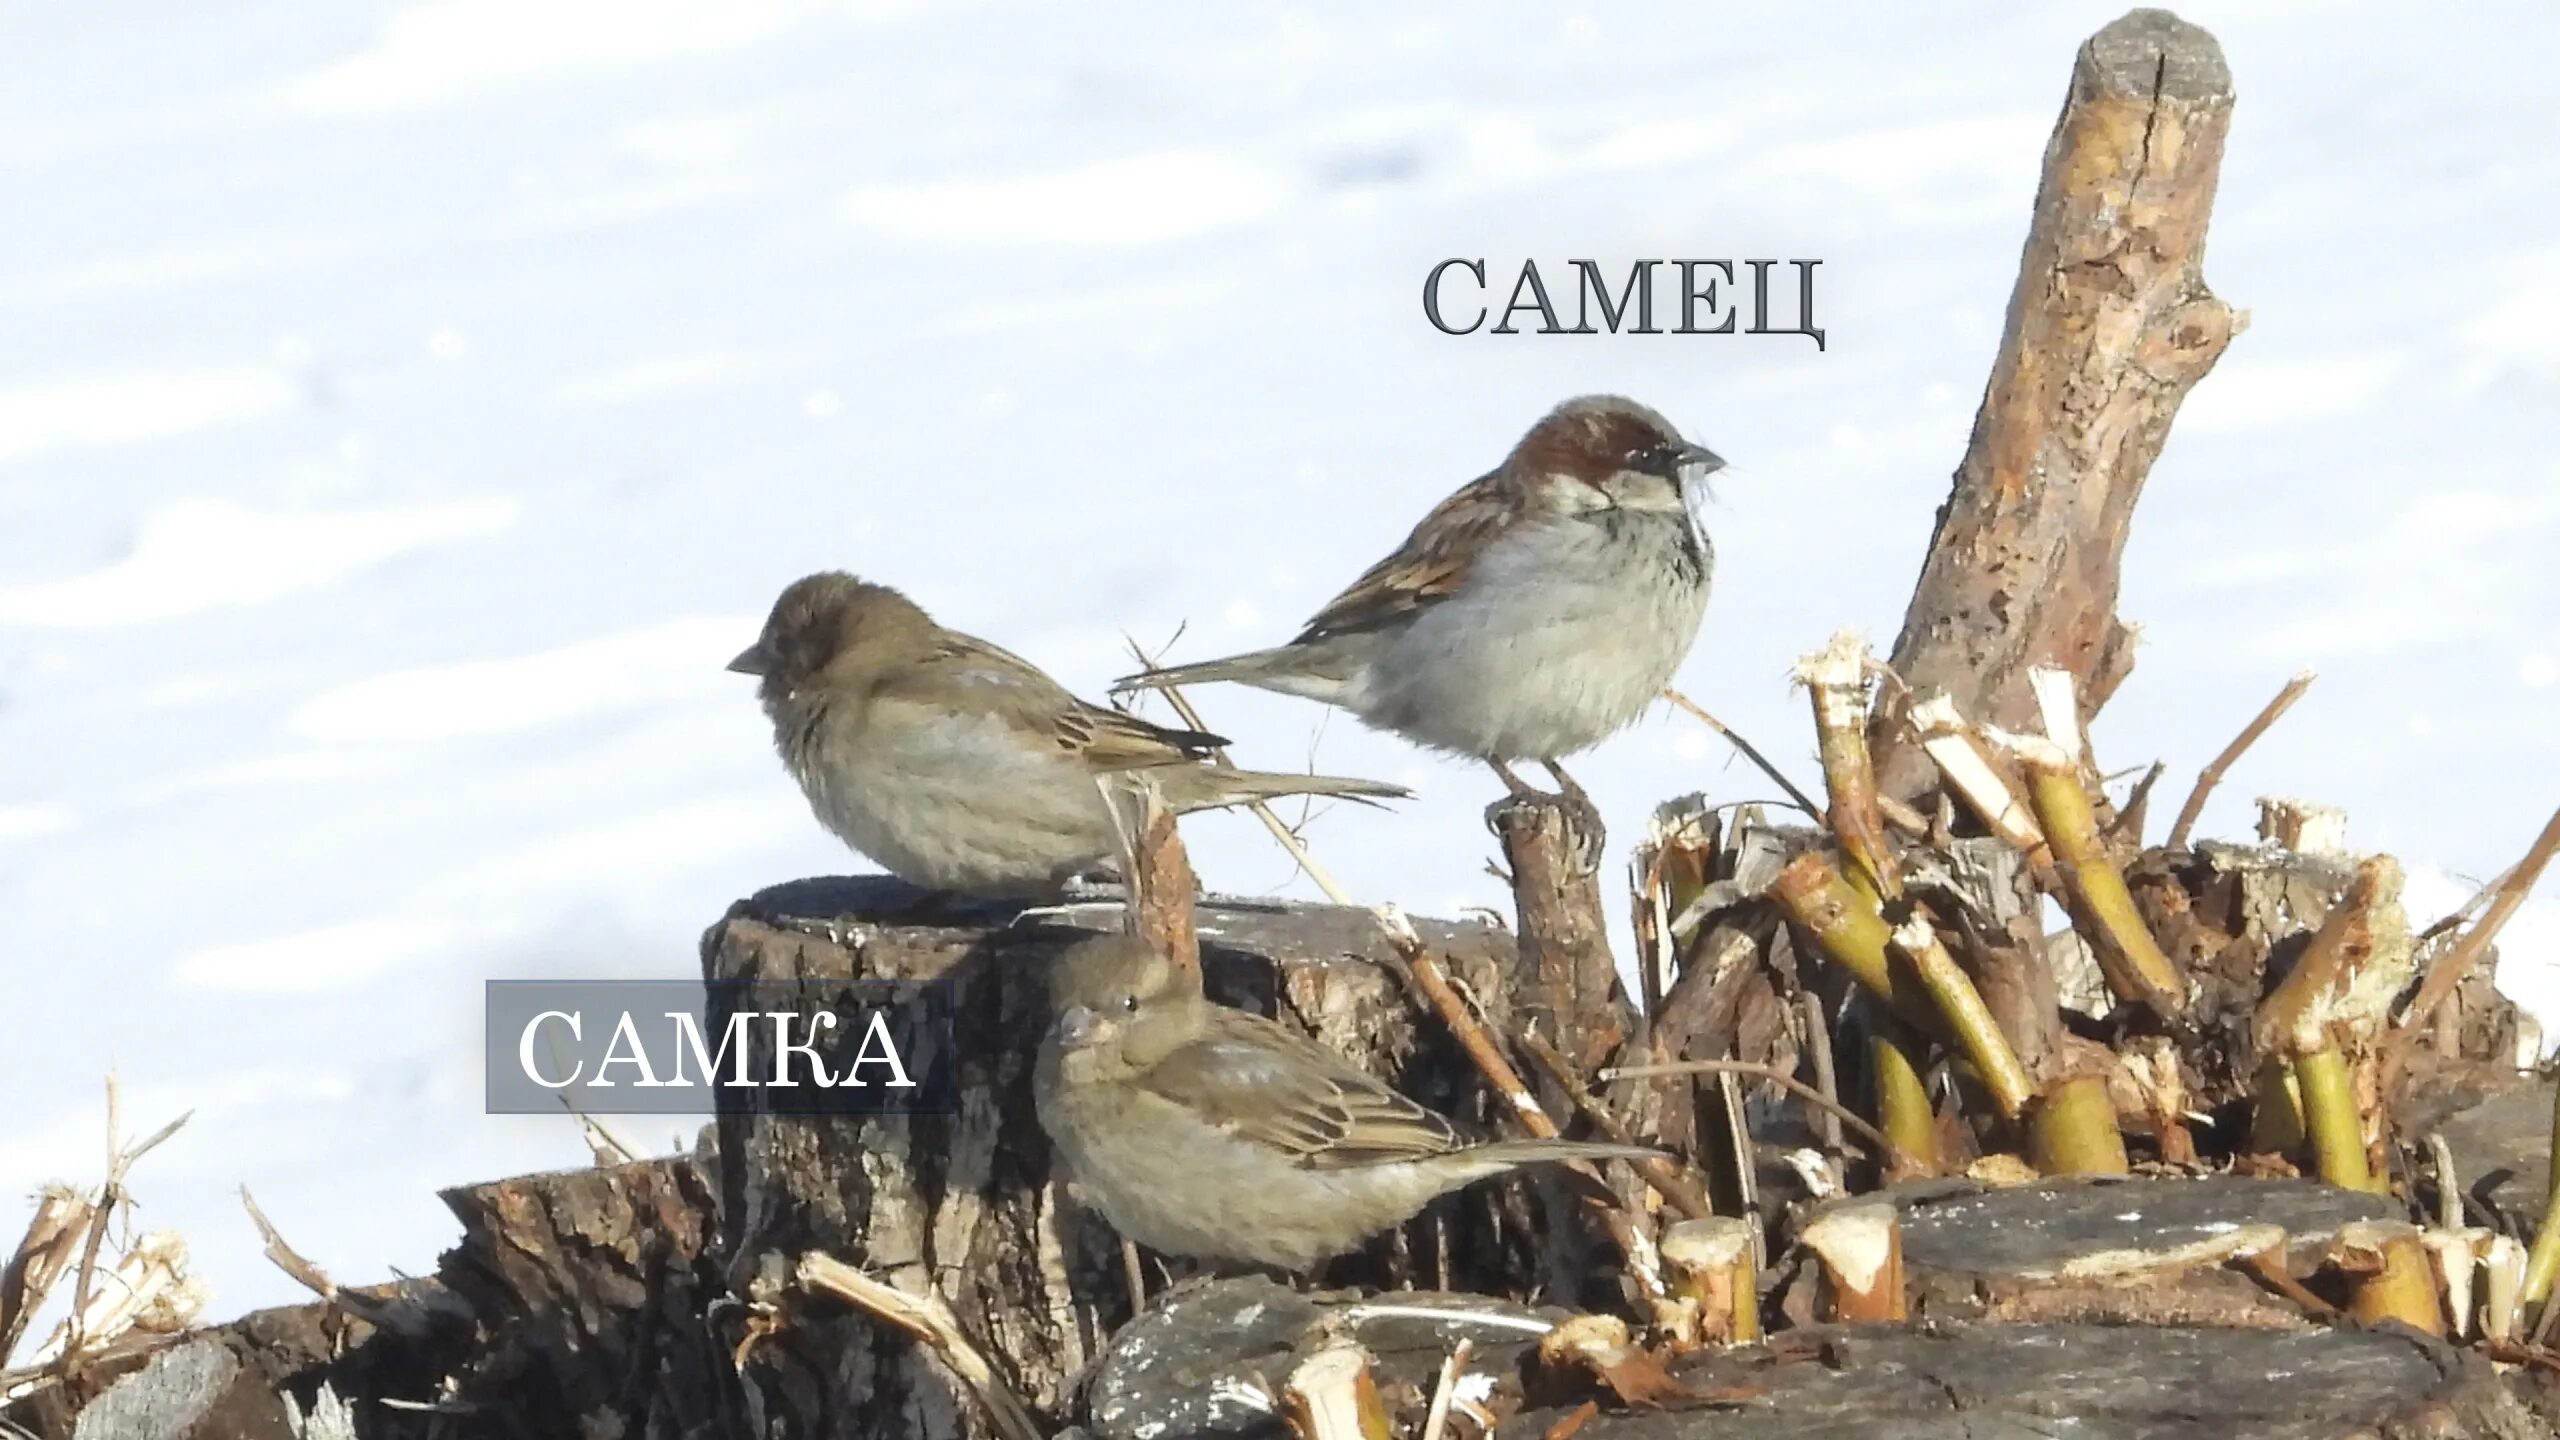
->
[3, 0, 2555, 1324]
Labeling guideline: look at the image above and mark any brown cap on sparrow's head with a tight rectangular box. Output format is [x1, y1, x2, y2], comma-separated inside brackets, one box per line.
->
[1515, 394, 1725, 507]
[725, 571, 931, 692]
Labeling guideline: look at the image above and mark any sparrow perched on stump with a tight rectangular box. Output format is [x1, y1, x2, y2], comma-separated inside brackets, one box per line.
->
[732, 573, 1407, 898]
[1117, 395, 1722, 853]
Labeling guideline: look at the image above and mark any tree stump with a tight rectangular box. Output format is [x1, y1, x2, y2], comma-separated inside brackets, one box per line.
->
[702, 877, 1566, 1439]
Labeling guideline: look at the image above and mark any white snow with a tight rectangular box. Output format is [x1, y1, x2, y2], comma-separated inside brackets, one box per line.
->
[2, 0, 2556, 1330]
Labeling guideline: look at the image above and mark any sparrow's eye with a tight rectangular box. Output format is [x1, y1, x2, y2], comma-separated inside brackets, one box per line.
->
[1119, 994, 1140, 1014]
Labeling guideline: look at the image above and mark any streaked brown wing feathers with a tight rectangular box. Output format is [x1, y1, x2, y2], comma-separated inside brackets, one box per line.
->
[1142, 1010, 1467, 1169]
[1295, 470, 1523, 642]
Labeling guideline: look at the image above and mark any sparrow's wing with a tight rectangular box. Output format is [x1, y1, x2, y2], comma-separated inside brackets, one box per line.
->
[1294, 469, 1525, 642]
[893, 630, 1230, 773]
[1141, 1009, 1467, 1168]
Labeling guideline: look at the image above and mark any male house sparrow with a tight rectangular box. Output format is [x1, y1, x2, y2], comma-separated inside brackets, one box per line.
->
[1116, 395, 1723, 805]
[1034, 934, 1657, 1271]
[731, 573, 1409, 898]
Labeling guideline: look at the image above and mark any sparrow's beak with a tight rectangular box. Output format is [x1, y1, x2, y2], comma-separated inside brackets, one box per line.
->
[1677, 442, 1727, 479]
[726, 644, 769, 677]
[1054, 1004, 1105, 1049]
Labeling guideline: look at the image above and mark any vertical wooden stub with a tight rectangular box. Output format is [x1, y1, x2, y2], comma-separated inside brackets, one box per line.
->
[1494, 802, 1630, 1072]
[1100, 774, 1200, 976]
[1874, 8, 2238, 803]
[1660, 1217, 1761, 1345]
[1801, 1202, 1908, 1323]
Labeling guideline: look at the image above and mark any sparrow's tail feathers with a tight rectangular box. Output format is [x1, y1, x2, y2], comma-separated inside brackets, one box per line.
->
[1113, 644, 1355, 705]
[1468, 1138, 1666, 1171]
[1183, 768, 1413, 810]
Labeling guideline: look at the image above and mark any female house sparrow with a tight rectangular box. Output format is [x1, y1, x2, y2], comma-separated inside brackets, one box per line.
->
[731, 573, 1409, 898]
[1035, 934, 1657, 1271]
[1116, 395, 1723, 803]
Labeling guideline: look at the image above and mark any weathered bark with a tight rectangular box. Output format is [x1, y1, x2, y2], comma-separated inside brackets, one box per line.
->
[1, 1278, 466, 1440]
[703, 877, 1570, 1439]
[1874, 7, 2239, 804]
[1506, 1321, 2551, 1440]
[436, 1158, 736, 1438]
[0, 1166, 721, 1439]
[1811, 1176, 2395, 1330]
[1492, 800, 1634, 1075]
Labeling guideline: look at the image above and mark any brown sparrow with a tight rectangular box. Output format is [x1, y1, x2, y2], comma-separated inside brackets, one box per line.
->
[1035, 934, 1658, 1271]
[731, 573, 1408, 898]
[1114, 395, 1722, 806]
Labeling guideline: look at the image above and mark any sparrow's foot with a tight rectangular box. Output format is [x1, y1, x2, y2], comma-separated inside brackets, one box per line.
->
[1541, 760, 1607, 872]
[1557, 791, 1607, 873]
[1483, 791, 1607, 875]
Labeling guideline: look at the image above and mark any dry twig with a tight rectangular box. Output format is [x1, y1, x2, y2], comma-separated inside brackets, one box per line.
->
[796, 1252, 1042, 1440]
[2399, 802, 2560, 1038]
[1661, 688, 1822, 819]
[2166, 669, 2315, 850]
[1601, 1060, 1927, 1175]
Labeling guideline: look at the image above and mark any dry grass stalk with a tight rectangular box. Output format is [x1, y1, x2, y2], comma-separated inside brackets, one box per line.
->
[1127, 663, 1361, 903]
[1281, 1342, 1393, 1440]
[1517, 1032, 1713, 1223]
[241, 1188, 334, 1302]
[2166, 669, 2316, 849]
[1661, 687, 1823, 819]
[1418, 1337, 1474, 1440]
[8, 1230, 206, 1391]
[1795, 632, 1901, 900]
[1376, 905, 1558, 1144]
[795, 1251, 1042, 1440]
[2399, 802, 2560, 1039]
[1374, 907, 1667, 1300]
[1799, 992, 1847, 1156]
[0, 1076, 194, 1396]
[1800, 1203, 1906, 1323]
[1658, 1218, 1758, 1346]
[1602, 1060, 1927, 1177]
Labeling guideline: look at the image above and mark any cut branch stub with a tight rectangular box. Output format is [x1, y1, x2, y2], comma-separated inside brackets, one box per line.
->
[1801, 1202, 1908, 1323]
[1874, 7, 2238, 803]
